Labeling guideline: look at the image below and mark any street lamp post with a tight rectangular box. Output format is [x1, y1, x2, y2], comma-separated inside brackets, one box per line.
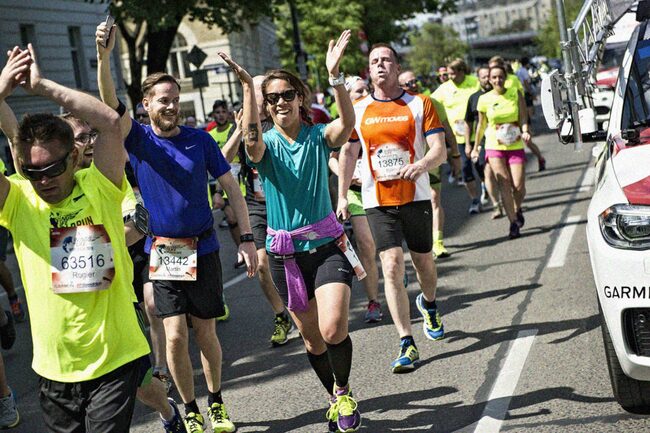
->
[288, 0, 309, 81]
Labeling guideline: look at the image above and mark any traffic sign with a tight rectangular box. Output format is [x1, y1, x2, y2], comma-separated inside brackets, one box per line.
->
[192, 70, 209, 89]
[187, 45, 208, 68]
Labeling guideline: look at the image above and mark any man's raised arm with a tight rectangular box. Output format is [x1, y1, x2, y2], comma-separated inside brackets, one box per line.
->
[95, 21, 132, 139]
[23, 44, 124, 186]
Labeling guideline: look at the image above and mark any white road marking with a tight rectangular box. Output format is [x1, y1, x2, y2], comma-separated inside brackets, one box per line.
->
[547, 215, 581, 268]
[473, 329, 538, 433]
[223, 272, 248, 289]
[579, 166, 595, 193]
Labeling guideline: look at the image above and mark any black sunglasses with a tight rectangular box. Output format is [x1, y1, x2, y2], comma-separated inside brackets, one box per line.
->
[136, 112, 149, 119]
[401, 79, 417, 88]
[21, 152, 70, 181]
[264, 89, 298, 105]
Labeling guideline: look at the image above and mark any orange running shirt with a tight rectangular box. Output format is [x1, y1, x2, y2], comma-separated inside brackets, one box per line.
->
[350, 91, 444, 208]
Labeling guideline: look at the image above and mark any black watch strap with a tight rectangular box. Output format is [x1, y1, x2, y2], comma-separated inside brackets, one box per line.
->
[240, 233, 254, 243]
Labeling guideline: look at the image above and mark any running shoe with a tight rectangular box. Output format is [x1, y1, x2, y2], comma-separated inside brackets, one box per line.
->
[515, 209, 525, 228]
[0, 311, 15, 350]
[153, 370, 174, 394]
[480, 186, 490, 207]
[270, 315, 293, 346]
[391, 340, 419, 373]
[432, 240, 450, 259]
[364, 300, 383, 323]
[9, 298, 25, 322]
[468, 199, 481, 215]
[509, 221, 521, 239]
[183, 412, 205, 433]
[162, 398, 187, 433]
[327, 385, 361, 432]
[0, 389, 18, 429]
[415, 293, 445, 341]
[326, 396, 339, 432]
[207, 402, 236, 433]
[538, 157, 546, 172]
[217, 294, 230, 322]
[218, 219, 229, 229]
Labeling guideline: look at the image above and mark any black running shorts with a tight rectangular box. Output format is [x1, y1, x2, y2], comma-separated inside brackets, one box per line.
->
[268, 240, 353, 306]
[152, 251, 225, 319]
[366, 200, 433, 254]
[39, 356, 144, 433]
[249, 212, 268, 251]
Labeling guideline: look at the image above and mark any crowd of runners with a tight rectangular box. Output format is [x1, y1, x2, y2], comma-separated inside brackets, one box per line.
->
[0, 18, 543, 433]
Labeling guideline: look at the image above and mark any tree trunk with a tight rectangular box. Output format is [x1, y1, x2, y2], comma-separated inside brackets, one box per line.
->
[145, 22, 182, 74]
[118, 22, 145, 109]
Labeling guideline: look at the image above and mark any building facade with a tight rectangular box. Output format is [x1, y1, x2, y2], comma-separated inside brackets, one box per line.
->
[120, 17, 280, 124]
[0, 0, 125, 168]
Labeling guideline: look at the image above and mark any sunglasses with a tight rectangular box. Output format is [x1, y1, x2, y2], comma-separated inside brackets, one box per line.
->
[401, 79, 417, 88]
[136, 112, 149, 119]
[74, 131, 98, 146]
[21, 152, 70, 182]
[264, 89, 298, 105]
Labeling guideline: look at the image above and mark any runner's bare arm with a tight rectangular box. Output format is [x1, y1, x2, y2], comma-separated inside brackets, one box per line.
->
[0, 102, 19, 170]
[0, 47, 31, 208]
[471, 112, 487, 161]
[96, 22, 132, 139]
[124, 221, 144, 247]
[221, 110, 243, 163]
[22, 44, 125, 187]
[218, 53, 265, 163]
[217, 171, 259, 277]
[443, 117, 461, 175]
[421, 131, 447, 171]
[324, 30, 355, 148]
[518, 92, 531, 145]
[336, 140, 361, 221]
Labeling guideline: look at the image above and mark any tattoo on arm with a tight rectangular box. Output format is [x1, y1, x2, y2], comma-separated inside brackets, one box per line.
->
[246, 123, 259, 144]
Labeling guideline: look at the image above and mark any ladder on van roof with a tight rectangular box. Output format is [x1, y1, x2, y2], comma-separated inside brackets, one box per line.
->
[541, 0, 637, 148]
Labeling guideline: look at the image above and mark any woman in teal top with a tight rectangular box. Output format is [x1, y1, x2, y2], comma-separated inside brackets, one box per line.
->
[472, 65, 531, 239]
[219, 31, 363, 433]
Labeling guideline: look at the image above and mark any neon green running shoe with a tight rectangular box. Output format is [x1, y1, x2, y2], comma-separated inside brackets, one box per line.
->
[432, 239, 450, 259]
[270, 315, 293, 347]
[183, 412, 205, 433]
[207, 402, 235, 433]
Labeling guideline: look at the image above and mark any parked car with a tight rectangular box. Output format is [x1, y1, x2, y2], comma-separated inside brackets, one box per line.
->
[587, 13, 650, 414]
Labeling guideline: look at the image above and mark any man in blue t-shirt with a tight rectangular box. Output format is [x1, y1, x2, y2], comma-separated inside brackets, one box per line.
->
[97, 22, 257, 433]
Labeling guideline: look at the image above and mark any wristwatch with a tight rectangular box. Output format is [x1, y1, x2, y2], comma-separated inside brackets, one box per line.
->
[329, 72, 345, 87]
[240, 233, 254, 243]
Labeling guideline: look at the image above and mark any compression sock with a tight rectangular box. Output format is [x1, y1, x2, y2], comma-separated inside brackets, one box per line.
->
[307, 350, 335, 393]
[208, 389, 223, 406]
[326, 335, 353, 388]
[184, 400, 200, 415]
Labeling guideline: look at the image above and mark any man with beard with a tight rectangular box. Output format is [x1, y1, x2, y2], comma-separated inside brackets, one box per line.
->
[96, 22, 257, 433]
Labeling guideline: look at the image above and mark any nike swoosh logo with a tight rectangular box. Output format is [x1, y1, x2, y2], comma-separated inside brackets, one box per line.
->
[185, 145, 197, 150]
[72, 194, 84, 202]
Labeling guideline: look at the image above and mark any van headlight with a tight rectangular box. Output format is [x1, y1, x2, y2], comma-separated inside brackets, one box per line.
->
[600, 205, 650, 249]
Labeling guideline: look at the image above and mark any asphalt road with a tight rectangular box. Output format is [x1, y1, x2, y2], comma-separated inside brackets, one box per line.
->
[4, 122, 650, 432]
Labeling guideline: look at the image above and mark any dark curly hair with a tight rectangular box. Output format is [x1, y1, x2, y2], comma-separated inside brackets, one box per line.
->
[261, 69, 313, 126]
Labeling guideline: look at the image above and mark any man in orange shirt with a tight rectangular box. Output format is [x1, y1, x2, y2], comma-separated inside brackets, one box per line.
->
[338, 43, 447, 373]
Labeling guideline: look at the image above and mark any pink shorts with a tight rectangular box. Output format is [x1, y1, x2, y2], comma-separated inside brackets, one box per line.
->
[485, 149, 526, 165]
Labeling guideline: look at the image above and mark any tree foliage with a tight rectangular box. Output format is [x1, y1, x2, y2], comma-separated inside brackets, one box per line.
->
[109, 0, 274, 106]
[536, 0, 583, 58]
[405, 22, 467, 77]
[274, 0, 457, 90]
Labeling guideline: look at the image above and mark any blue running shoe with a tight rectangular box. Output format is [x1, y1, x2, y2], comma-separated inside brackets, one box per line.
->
[161, 398, 187, 433]
[391, 340, 419, 373]
[415, 294, 445, 341]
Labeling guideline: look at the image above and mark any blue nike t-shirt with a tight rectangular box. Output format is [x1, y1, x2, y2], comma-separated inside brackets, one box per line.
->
[125, 119, 230, 255]
[250, 123, 334, 252]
